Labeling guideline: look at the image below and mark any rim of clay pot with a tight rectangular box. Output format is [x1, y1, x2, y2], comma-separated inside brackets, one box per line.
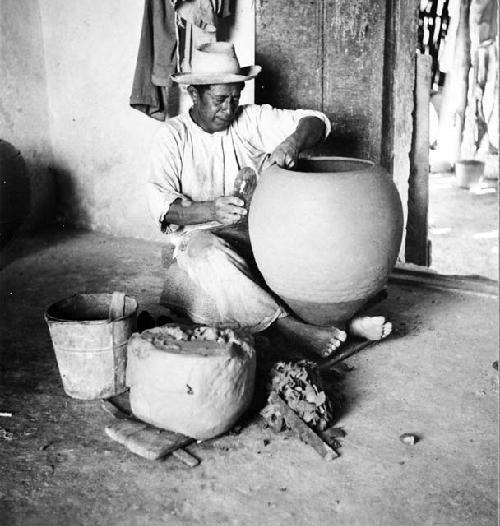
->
[294, 156, 374, 174]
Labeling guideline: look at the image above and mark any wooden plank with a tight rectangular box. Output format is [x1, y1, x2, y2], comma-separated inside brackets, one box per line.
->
[380, 0, 419, 261]
[406, 53, 432, 266]
[318, 339, 376, 370]
[390, 266, 499, 297]
[267, 393, 339, 461]
[105, 420, 194, 461]
[101, 399, 198, 465]
[172, 448, 200, 467]
[108, 291, 126, 320]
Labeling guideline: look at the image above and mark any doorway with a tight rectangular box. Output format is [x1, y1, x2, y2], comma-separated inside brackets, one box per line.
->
[417, 0, 498, 280]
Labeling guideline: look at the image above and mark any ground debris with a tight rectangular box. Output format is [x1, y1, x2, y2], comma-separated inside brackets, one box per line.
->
[0, 427, 14, 441]
[320, 427, 346, 450]
[261, 360, 342, 460]
[493, 361, 498, 371]
[264, 360, 335, 432]
[172, 448, 200, 467]
[400, 433, 419, 445]
[323, 427, 346, 439]
[263, 393, 338, 461]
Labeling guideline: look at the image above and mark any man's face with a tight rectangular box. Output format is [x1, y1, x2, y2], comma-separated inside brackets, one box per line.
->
[190, 83, 243, 133]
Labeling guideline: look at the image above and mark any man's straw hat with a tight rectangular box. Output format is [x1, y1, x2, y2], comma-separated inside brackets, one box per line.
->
[171, 42, 261, 85]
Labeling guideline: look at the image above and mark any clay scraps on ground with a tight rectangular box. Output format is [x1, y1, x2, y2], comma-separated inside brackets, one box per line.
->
[400, 433, 420, 445]
[0, 427, 14, 441]
[262, 360, 334, 432]
[260, 360, 345, 458]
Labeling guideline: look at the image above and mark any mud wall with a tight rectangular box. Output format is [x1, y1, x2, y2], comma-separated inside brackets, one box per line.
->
[0, 0, 55, 230]
[36, 0, 254, 240]
[38, 0, 159, 238]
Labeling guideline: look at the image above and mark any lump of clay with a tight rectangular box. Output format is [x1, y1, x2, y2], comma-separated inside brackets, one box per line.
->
[126, 324, 256, 440]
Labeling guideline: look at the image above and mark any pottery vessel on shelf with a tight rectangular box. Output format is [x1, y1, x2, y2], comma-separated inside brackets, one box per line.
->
[248, 157, 404, 326]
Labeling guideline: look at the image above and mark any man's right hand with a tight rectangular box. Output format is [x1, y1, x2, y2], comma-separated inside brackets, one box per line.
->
[212, 196, 247, 225]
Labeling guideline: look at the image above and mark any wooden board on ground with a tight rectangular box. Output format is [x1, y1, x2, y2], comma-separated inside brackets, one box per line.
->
[105, 419, 195, 461]
[267, 393, 339, 461]
[319, 338, 376, 370]
[390, 265, 498, 297]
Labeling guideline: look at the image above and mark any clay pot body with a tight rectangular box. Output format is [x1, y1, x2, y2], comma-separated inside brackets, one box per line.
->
[248, 157, 404, 325]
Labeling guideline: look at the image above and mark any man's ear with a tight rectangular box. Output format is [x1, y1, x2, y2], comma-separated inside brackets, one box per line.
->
[187, 86, 198, 104]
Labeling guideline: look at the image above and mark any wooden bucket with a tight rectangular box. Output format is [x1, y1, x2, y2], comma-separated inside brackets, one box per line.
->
[45, 293, 137, 400]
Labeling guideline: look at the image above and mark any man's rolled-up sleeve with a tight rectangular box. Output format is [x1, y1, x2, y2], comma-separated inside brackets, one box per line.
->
[147, 126, 185, 233]
[243, 104, 331, 154]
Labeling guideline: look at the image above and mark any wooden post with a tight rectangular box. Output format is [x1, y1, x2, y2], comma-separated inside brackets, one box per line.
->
[455, 0, 472, 157]
[406, 53, 432, 266]
[380, 0, 420, 262]
[439, 0, 472, 162]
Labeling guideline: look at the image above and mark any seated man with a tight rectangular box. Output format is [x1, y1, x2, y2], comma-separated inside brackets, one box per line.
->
[147, 42, 391, 357]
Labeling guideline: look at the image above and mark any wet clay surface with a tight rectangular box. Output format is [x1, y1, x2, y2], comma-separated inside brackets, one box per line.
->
[0, 227, 498, 526]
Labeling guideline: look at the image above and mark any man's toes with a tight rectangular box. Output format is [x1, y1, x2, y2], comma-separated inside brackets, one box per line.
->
[321, 337, 341, 358]
[332, 328, 347, 342]
[382, 321, 392, 338]
[327, 339, 339, 352]
[321, 344, 335, 358]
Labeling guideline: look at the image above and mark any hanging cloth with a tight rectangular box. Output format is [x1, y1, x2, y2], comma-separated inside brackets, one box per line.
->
[175, 0, 230, 33]
[129, 0, 180, 121]
[175, 0, 231, 72]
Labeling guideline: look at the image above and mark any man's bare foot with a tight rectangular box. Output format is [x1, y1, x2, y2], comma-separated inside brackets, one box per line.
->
[274, 316, 347, 358]
[348, 316, 392, 340]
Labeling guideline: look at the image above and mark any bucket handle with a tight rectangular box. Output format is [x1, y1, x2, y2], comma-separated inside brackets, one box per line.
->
[109, 291, 126, 321]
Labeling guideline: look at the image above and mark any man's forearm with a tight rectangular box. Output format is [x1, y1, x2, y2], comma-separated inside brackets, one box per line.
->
[267, 116, 326, 168]
[163, 198, 215, 226]
[162, 196, 247, 227]
[289, 116, 326, 151]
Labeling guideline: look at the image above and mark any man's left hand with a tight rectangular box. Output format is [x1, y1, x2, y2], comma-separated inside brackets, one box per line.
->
[268, 137, 300, 169]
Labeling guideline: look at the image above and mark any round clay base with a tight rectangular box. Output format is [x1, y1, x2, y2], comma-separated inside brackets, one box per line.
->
[282, 296, 368, 327]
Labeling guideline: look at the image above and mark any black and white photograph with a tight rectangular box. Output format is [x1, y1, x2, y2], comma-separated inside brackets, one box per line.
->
[0, 0, 498, 524]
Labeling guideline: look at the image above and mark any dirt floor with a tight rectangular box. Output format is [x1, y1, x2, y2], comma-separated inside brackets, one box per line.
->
[428, 172, 498, 280]
[0, 227, 498, 526]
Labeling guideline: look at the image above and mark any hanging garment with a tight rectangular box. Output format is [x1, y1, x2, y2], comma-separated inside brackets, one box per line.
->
[175, 0, 230, 33]
[177, 19, 217, 73]
[175, 0, 231, 72]
[130, 0, 179, 121]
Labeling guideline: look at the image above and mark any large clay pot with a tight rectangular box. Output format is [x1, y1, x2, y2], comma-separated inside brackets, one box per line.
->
[248, 157, 404, 325]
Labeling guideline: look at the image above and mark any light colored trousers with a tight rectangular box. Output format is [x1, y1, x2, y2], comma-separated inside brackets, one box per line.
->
[160, 226, 287, 333]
